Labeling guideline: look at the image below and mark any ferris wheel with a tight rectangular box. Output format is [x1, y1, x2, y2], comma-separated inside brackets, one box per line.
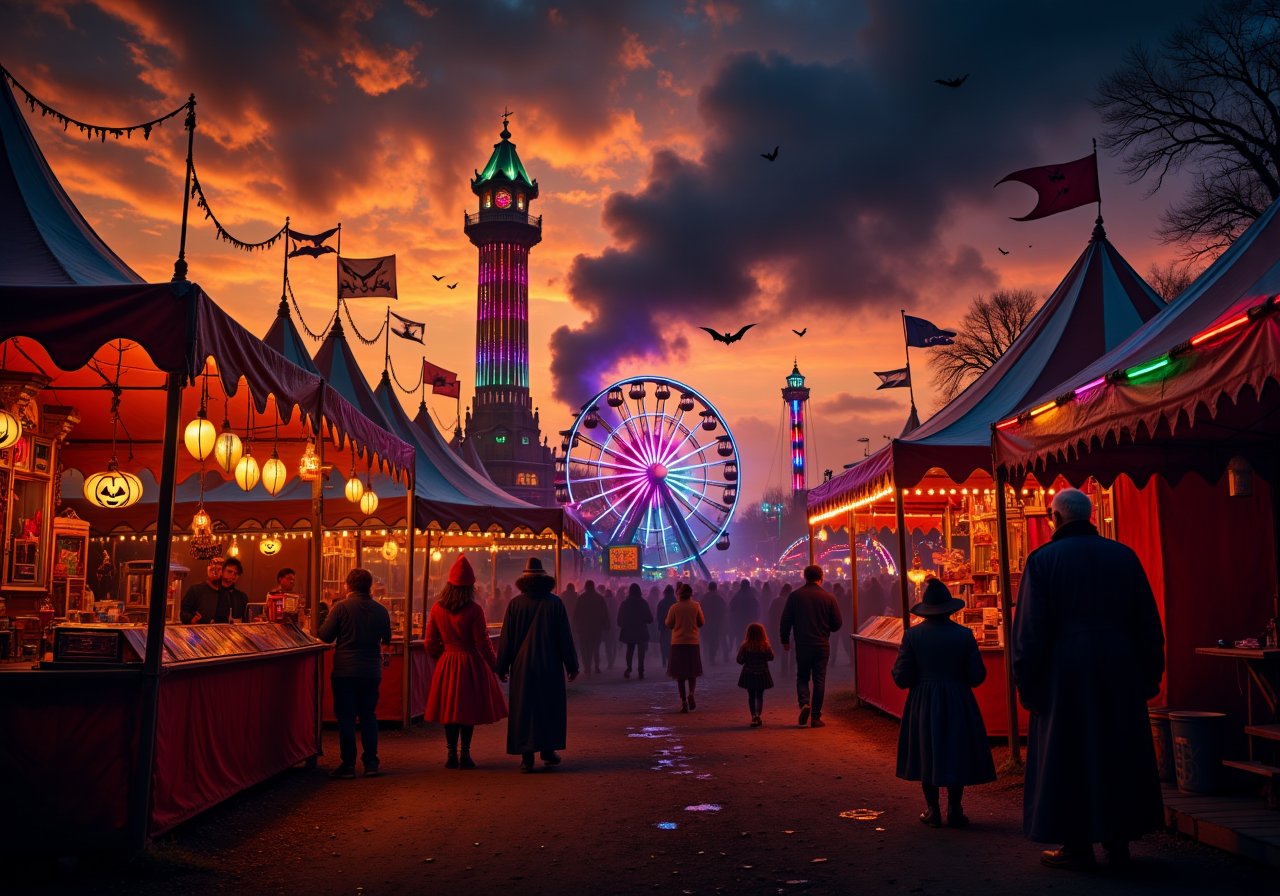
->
[556, 376, 740, 576]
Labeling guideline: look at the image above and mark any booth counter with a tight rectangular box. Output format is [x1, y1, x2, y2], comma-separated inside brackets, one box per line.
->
[0, 622, 323, 849]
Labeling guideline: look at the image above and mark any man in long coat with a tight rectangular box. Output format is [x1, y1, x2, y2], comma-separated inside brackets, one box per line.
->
[497, 557, 580, 772]
[573, 580, 609, 674]
[1012, 488, 1165, 869]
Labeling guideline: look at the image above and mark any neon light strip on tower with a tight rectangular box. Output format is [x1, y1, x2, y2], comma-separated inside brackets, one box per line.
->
[790, 397, 805, 492]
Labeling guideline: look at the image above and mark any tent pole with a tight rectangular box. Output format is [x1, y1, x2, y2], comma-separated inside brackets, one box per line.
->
[807, 521, 816, 566]
[995, 464, 1021, 765]
[401, 473, 415, 729]
[894, 488, 910, 627]
[555, 530, 563, 583]
[129, 372, 183, 849]
[309, 392, 325, 763]
[848, 508, 860, 707]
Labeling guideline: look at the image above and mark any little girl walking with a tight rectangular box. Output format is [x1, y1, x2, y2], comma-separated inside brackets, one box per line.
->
[736, 622, 775, 727]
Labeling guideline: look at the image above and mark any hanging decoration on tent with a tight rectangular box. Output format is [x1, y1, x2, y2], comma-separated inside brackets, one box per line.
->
[213, 398, 243, 474]
[298, 438, 321, 481]
[285, 276, 336, 341]
[1, 64, 189, 142]
[189, 504, 221, 561]
[0, 407, 21, 450]
[261, 418, 287, 496]
[184, 371, 216, 460]
[83, 376, 142, 509]
[260, 536, 283, 556]
[233, 404, 259, 491]
[359, 456, 378, 515]
[287, 226, 339, 259]
[344, 446, 364, 504]
[381, 540, 399, 561]
[190, 164, 287, 252]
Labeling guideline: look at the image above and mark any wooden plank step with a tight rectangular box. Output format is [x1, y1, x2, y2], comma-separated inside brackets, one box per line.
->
[1244, 724, 1280, 741]
[1223, 758, 1280, 777]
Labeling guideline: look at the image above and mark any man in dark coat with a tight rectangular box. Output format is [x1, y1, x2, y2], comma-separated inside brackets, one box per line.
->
[1012, 488, 1165, 869]
[318, 567, 391, 778]
[700, 580, 728, 664]
[572, 580, 609, 673]
[179, 556, 249, 624]
[780, 565, 842, 727]
[497, 557, 580, 772]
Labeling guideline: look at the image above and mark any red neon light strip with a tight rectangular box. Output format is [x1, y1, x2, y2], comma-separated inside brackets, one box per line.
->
[1189, 313, 1249, 346]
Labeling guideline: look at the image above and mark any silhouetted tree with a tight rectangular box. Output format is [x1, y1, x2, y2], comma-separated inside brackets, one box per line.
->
[1097, 1, 1280, 260]
[928, 289, 1041, 402]
[1145, 259, 1198, 302]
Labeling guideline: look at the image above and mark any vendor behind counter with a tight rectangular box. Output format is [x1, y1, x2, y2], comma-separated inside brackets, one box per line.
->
[180, 557, 249, 624]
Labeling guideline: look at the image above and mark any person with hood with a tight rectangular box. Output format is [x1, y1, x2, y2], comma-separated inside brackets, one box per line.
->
[573, 579, 610, 674]
[425, 555, 508, 770]
[1013, 488, 1165, 869]
[892, 578, 996, 827]
[616, 583, 654, 679]
[497, 558, 580, 773]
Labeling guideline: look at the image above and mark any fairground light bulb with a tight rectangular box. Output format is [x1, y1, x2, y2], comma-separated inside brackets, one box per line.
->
[234, 451, 260, 492]
[261, 452, 287, 496]
[214, 423, 243, 473]
[184, 410, 216, 460]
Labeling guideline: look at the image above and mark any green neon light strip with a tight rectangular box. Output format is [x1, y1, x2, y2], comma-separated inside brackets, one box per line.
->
[1125, 356, 1170, 379]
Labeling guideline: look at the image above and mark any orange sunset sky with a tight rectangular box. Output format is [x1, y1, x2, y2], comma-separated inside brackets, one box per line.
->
[0, 1, 1204, 505]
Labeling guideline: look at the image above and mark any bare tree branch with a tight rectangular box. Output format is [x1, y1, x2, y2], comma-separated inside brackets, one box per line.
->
[928, 289, 1041, 403]
[1145, 258, 1202, 301]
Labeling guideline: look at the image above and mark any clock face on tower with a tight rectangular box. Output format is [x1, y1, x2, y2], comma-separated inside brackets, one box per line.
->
[495, 189, 512, 209]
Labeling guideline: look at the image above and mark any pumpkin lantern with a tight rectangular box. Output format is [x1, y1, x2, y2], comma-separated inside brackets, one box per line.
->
[260, 536, 283, 557]
[381, 540, 399, 560]
[0, 408, 22, 451]
[83, 461, 144, 509]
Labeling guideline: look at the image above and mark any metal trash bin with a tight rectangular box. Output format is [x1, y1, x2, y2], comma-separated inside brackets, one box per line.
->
[1170, 711, 1226, 794]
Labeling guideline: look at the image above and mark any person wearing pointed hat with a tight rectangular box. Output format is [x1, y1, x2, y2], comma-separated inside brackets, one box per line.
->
[424, 555, 508, 770]
[892, 577, 996, 828]
[496, 557, 579, 772]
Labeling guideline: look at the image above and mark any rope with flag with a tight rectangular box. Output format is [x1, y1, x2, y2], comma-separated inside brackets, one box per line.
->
[1, 64, 189, 141]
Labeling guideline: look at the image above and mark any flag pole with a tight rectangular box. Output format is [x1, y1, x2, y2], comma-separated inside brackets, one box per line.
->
[334, 223, 342, 318]
[900, 310, 917, 418]
[383, 306, 391, 373]
[280, 216, 290, 307]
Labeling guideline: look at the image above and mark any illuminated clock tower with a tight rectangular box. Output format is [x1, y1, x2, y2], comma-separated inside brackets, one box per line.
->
[782, 361, 811, 494]
[463, 114, 554, 505]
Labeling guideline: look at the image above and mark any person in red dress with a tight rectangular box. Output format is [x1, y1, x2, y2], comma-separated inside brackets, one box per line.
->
[425, 555, 508, 769]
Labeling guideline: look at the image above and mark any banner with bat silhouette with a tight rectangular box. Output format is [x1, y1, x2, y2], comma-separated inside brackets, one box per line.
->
[996, 152, 1099, 221]
[338, 255, 397, 299]
[423, 360, 460, 398]
[288, 226, 338, 258]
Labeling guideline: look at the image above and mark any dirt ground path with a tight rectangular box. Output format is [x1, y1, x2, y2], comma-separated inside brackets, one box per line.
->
[25, 657, 1275, 895]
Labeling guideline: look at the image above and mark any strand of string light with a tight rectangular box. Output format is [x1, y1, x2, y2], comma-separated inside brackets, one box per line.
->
[285, 275, 334, 340]
[189, 163, 287, 252]
[429, 405, 460, 434]
[1, 65, 189, 141]
[341, 300, 386, 345]
[388, 354, 424, 394]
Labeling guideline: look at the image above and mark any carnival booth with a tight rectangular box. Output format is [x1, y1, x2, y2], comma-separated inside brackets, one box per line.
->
[0, 74, 414, 850]
[994, 198, 1280, 780]
[806, 220, 1164, 739]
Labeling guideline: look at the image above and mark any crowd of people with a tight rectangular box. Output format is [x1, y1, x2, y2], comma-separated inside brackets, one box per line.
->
[314, 487, 1166, 872]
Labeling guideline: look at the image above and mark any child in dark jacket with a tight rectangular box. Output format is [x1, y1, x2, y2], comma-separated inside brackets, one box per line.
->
[892, 579, 996, 827]
[736, 622, 775, 727]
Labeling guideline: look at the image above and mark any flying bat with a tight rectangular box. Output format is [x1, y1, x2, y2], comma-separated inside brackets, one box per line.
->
[432, 274, 445, 281]
[934, 74, 969, 88]
[761, 146, 779, 161]
[997, 247, 1010, 255]
[699, 324, 756, 344]
[792, 327, 807, 337]
[447, 282, 458, 289]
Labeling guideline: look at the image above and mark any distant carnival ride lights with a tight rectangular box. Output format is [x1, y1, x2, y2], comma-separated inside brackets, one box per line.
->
[557, 376, 740, 576]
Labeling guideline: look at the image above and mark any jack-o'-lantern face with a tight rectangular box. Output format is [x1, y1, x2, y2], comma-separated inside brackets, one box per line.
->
[83, 468, 143, 509]
[260, 537, 283, 556]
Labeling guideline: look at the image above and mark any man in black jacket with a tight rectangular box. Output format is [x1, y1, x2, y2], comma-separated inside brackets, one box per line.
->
[780, 564, 842, 728]
[179, 557, 249, 624]
[319, 568, 392, 779]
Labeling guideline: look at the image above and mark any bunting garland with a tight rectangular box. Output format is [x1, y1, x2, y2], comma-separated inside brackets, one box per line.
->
[190, 163, 288, 252]
[1, 64, 189, 142]
[285, 275, 334, 341]
[342, 300, 386, 345]
[388, 354, 424, 394]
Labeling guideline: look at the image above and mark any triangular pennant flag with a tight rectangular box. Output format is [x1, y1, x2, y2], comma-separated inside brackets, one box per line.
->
[874, 367, 911, 389]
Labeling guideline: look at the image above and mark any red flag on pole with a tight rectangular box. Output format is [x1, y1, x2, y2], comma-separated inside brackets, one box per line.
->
[423, 360, 460, 398]
[996, 152, 1099, 221]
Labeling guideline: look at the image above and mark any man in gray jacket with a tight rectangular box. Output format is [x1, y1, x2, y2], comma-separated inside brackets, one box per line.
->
[319, 568, 391, 779]
[780, 564, 842, 728]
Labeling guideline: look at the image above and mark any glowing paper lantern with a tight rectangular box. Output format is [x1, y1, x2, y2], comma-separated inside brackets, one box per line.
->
[260, 537, 283, 556]
[0, 408, 21, 450]
[298, 439, 321, 480]
[83, 462, 144, 509]
[214, 424, 243, 473]
[184, 411, 216, 460]
[359, 489, 379, 515]
[234, 452, 260, 491]
[381, 540, 399, 560]
[261, 451, 287, 496]
[344, 476, 365, 504]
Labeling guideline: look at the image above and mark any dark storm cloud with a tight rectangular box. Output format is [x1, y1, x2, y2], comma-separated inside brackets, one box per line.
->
[550, 0, 1207, 404]
[816, 392, 905, 419]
